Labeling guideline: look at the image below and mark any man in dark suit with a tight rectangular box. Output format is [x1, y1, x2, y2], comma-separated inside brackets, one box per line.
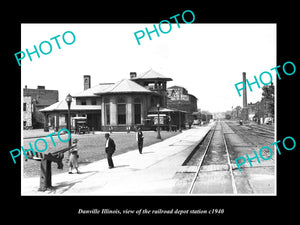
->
[104, 133, 116, 169]
[136, 127, 144, 154]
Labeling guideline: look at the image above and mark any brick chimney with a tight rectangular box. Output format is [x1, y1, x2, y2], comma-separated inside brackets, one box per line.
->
[130, 72, 137, 79]
[84, 75, 91, 90]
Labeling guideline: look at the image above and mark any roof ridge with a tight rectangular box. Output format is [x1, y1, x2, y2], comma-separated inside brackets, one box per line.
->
[138, 69, 152, 78]
[109, 78, 126, 92]
[135, 69, 172, 81]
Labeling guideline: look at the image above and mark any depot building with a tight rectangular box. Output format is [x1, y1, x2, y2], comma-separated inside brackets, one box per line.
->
[40, 69, 197, 132]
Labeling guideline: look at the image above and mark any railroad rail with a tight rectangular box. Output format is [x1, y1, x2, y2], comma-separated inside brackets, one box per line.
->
[187, 120, 237, 194]
[227, 121, 274, 146]
[244, 124, 275, 138]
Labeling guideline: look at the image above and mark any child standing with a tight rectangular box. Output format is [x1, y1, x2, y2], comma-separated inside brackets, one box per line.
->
[68, 139, 80, 174]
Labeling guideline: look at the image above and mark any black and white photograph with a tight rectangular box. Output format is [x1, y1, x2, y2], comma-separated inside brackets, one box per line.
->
[4, 4, 297, 220]
[20, 23, 277, 195]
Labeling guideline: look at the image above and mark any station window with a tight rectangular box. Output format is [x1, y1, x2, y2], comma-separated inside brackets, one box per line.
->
[134, 97, 141, 124]
[105, 103, 110, 125]
[81, 99, 86, 105]
[117, 97, 126, 125]
[104, 98, 110, 125]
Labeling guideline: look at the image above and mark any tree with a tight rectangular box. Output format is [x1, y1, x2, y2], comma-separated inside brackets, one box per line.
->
[234, 106, 242, 119]
[261, 82, 274, 117]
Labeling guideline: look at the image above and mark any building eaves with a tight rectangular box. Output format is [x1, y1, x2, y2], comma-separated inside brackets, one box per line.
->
[73, 83, 114, 97]
[94, 79, 157, 95]
[132, 69, 173, 81]
[40, 100, 101, 112]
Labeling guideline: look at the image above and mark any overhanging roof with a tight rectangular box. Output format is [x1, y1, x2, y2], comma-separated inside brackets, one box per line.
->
[148, 106, 187, 113]
[132, 69, 173, 81]
[94, 79, 156, 95]
[72, 83, 114, 97]
[40, 99, 101, 112]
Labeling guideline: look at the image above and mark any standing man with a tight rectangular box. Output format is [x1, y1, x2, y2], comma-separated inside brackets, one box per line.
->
[104, 133, 116, 169]
[136, 127, 144, 154]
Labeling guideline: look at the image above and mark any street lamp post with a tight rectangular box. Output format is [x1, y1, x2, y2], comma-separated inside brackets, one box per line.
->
[157, 103, 161, 139]
[65, 93, 72, 147]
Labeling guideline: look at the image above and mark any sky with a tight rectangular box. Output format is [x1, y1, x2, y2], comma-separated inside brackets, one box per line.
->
[21, 23, 276, 113]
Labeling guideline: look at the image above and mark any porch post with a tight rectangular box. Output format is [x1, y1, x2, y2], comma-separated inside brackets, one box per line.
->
[43, 113, 49, 132]
[55, 113, 59, 132]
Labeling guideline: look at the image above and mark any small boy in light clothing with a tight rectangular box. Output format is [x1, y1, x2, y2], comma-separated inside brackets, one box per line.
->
[68, 139, 80, 174]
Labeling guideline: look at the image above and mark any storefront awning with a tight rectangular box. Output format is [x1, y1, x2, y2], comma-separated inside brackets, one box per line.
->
[40, 99, 101, 112]
[147, 114, 167, 117]
[148, 106, 187, 113]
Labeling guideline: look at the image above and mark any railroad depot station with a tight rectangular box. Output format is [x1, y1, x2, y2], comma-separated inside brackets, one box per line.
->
[38, 69, 199, 132]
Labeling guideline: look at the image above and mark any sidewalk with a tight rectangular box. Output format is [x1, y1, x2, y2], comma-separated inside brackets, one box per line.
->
[21, 123, 214, 195]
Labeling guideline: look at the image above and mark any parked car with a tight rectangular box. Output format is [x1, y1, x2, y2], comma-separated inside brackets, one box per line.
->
[264, 117, 273, 125]
[193, 119, 200, 125]
[76, 121, 90, 134]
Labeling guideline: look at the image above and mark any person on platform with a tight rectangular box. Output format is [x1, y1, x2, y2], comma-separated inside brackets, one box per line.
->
[68, 139, 80, 174]
[136, 127, 144, 154]
[104, 133, 116, 169]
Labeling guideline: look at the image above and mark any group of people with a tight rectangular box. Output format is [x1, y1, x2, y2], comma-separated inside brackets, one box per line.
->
[67, 127, 144, 173]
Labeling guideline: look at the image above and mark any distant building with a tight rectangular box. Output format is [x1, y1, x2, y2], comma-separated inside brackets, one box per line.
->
[248, 100, 273, 124]
[23, 96, 33, 127]
[167, 86, 198, 124]
[23, 85, 58, 128]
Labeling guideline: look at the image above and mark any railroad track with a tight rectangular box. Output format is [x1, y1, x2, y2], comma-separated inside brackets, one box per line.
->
[244, 124, 275, 139]
[225, 121, 274, 160]
[247, 123, 274, 133]
[226, 123, 258, 146]
[226, 121, 274, 146]
[187, 120, 237, 194]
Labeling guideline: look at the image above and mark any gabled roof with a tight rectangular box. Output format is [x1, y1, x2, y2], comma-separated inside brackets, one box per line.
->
[133, 69, 173, 81]
[72, 83, 114, 97]
[94, 79, 155, 95]
[40, 99, 101, 112]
